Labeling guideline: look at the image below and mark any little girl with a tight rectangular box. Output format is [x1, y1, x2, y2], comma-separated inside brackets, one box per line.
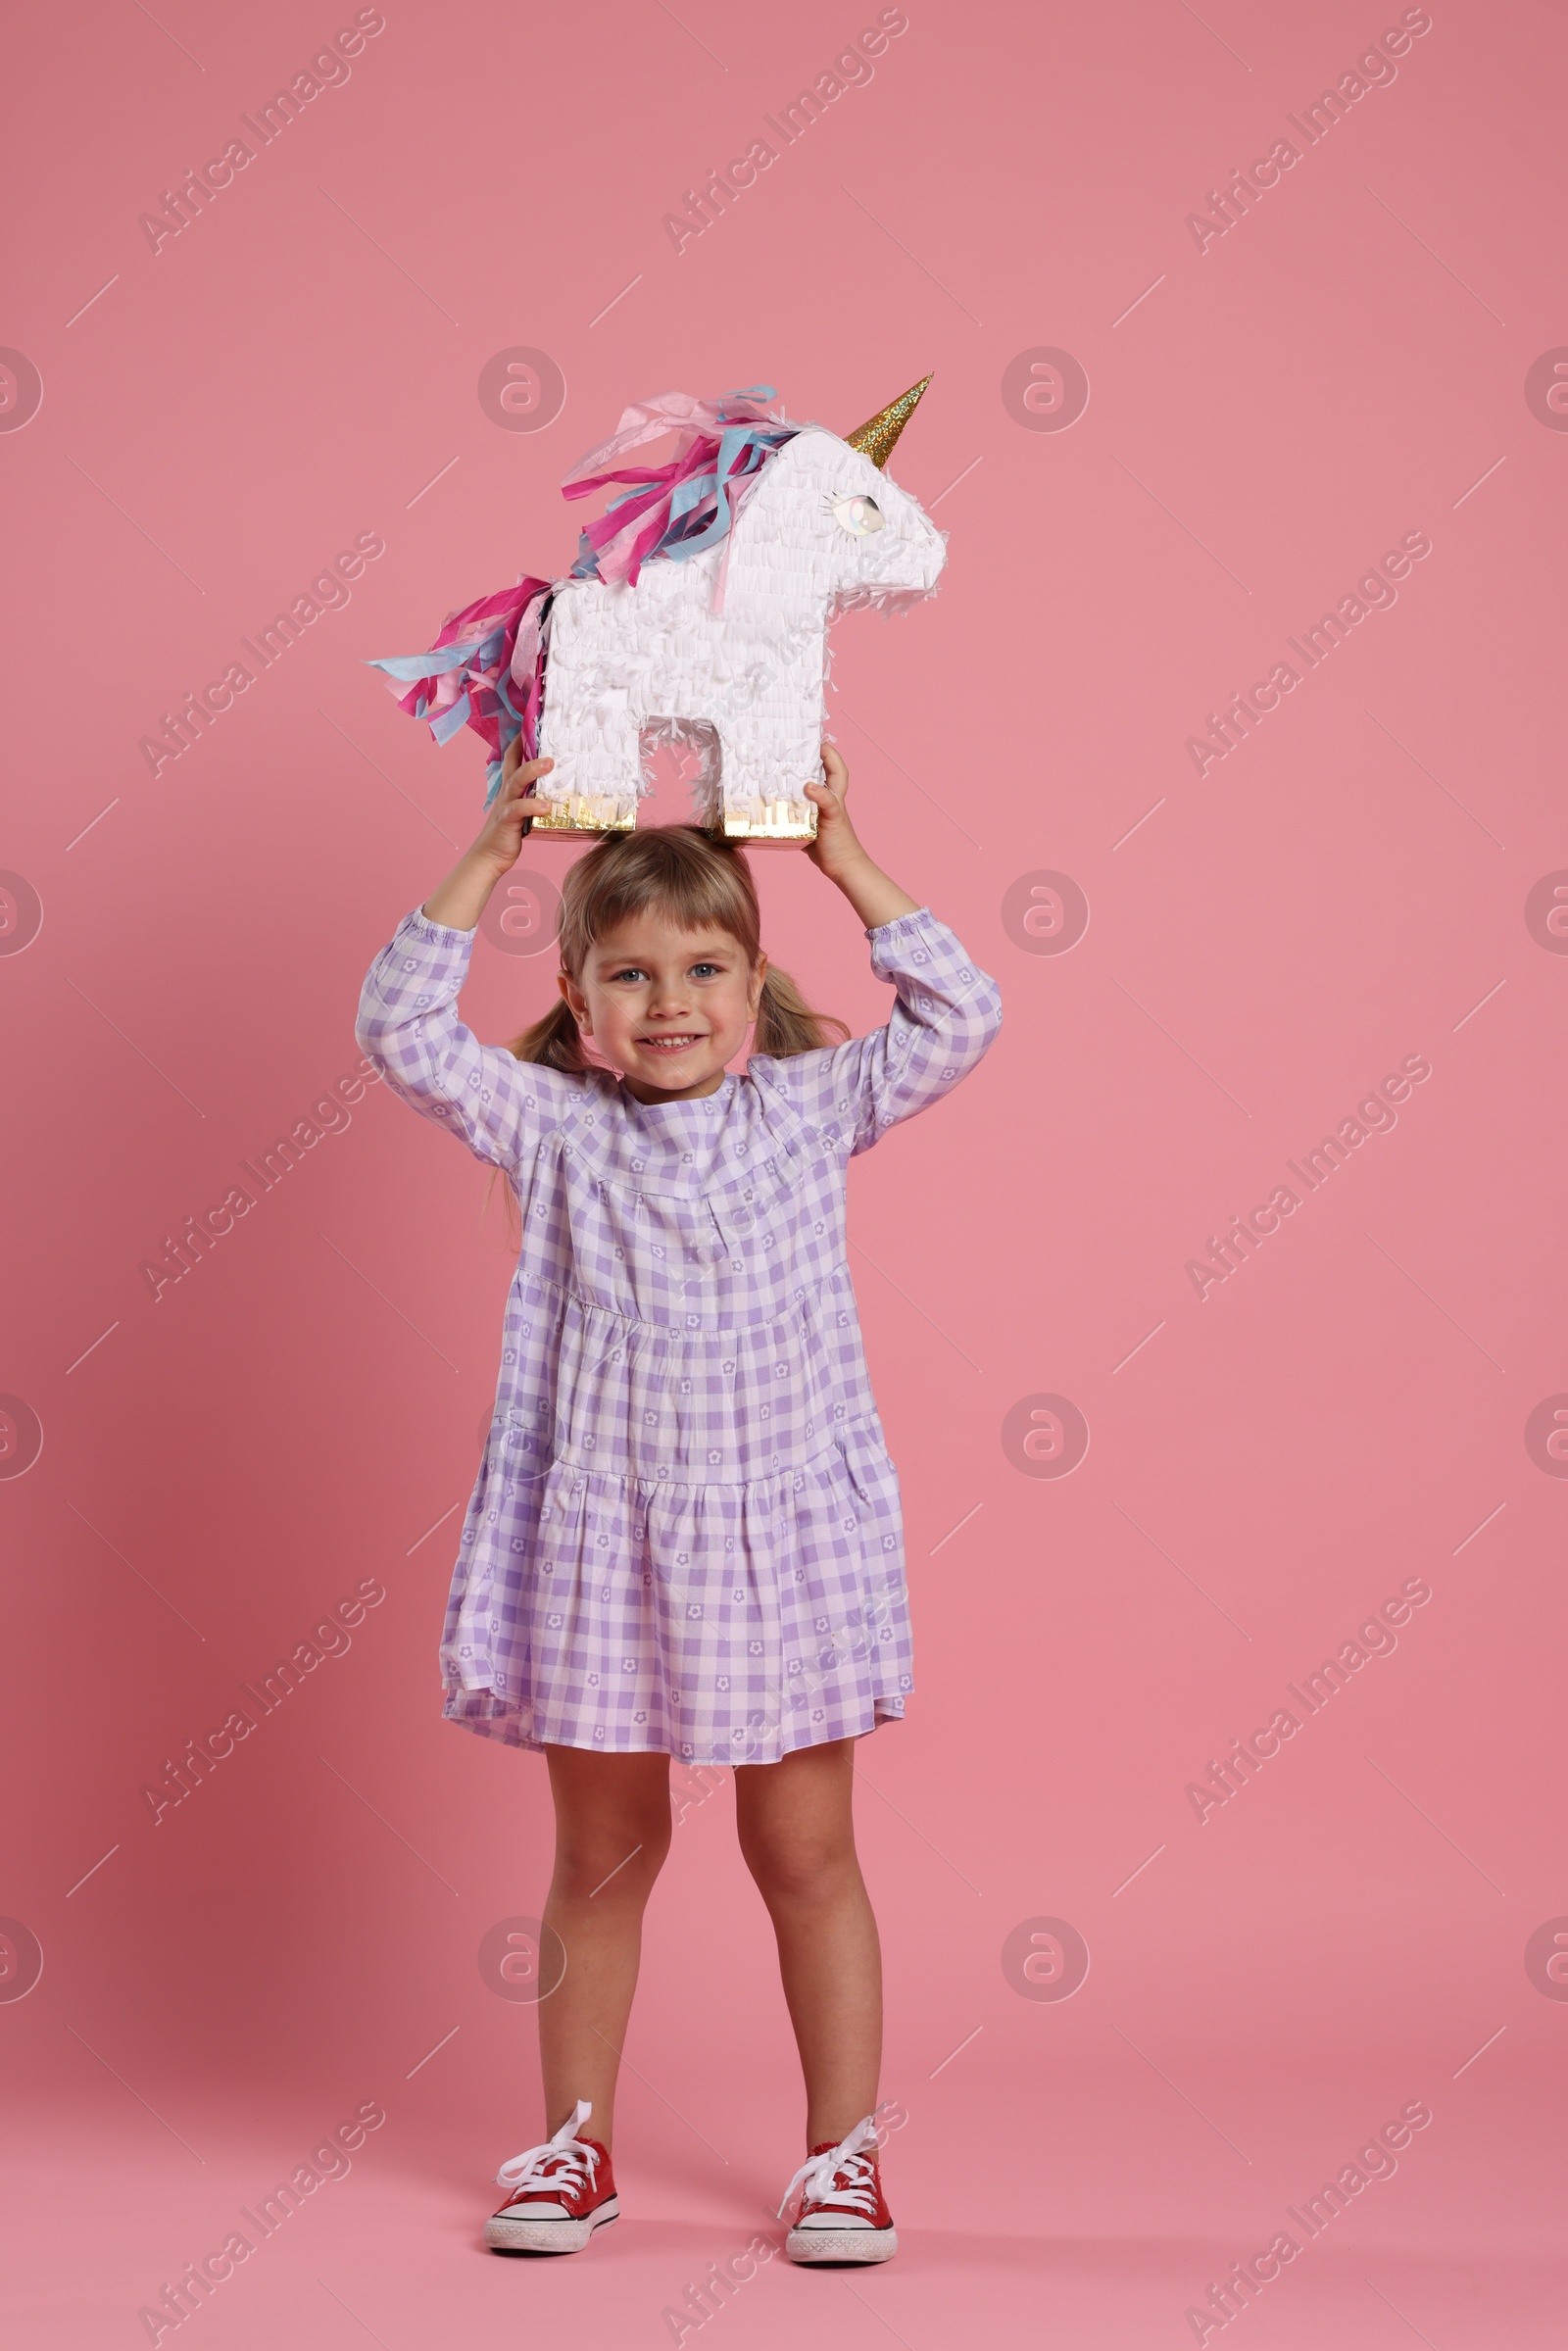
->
[356, 739, 1002, 2264]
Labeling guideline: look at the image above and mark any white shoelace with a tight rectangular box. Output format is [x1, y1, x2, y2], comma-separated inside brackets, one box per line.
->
[496, 2097, 601, 2202]
[777, 2113, 881, 2221]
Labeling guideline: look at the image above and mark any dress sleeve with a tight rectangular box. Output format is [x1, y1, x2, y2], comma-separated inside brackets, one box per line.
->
[355, 907, 572, 1172]
[760, 906, 1003, 1154]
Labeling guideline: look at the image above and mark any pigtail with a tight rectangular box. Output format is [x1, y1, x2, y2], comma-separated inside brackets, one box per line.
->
[506, 994, 592, 1073]
[754, 964, 850, 1057]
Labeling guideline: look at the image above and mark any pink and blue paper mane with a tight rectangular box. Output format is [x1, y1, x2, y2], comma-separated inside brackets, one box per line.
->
[369, 387, 798, 807]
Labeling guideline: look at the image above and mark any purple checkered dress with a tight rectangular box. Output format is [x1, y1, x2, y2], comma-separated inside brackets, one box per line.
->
[356, 904, 1002, 1764]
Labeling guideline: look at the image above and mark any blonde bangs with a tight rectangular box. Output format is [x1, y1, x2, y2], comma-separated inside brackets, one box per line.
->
[558, 825, 761, 976]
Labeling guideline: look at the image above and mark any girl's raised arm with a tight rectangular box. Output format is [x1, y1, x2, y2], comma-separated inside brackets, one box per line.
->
[355, 749, 569, 1171]
[760, 745, 1003, 1151]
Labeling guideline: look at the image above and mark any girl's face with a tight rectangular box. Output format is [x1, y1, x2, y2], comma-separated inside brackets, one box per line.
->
[560, 914, 766, 1104]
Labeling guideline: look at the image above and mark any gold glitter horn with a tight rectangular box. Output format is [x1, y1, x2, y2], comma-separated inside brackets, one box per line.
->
[845, 373, 933, 468]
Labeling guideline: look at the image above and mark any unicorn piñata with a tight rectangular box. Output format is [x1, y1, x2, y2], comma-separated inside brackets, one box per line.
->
[369, 377, 945, 844]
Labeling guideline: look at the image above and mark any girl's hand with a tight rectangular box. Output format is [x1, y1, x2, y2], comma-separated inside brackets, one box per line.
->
[804, 744, 870, 883]
[419, 742, 556, 932]
[473, 739, 555, 873]
[801, 740, 923, 930]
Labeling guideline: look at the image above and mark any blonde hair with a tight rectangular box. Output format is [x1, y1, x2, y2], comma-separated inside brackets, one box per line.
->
[482, 825, 848, 1243]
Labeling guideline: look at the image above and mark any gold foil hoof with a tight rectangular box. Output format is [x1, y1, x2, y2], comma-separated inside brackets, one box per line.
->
[720, 800, 819, 845]
[525, 793, 639, 836]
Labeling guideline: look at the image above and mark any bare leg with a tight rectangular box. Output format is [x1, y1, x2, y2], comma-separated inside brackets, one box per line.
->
[536, 1745, 672, 2151]
[733, 1739, 882, 2149]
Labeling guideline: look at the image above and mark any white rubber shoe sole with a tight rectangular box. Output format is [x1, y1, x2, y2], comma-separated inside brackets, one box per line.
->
[486, 2197, 620, 2253]
[785, 2223, 898, 2265]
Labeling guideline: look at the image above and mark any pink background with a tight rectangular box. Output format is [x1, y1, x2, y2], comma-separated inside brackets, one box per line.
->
[4, 0, 1565, 2342]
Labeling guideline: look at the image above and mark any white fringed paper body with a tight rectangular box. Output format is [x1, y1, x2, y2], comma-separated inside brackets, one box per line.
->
[371, 379, 945, 843]
[534, 426, 946, 841]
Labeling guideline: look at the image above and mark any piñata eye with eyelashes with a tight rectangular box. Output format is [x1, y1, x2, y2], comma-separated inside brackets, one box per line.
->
[824, 491, 885, 536]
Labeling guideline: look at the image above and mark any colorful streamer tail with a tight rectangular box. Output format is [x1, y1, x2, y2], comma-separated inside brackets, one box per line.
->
[366, 387, 797, 801]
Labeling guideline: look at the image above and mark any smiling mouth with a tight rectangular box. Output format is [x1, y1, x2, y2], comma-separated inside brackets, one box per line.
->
[638, 1033, 705, 1053]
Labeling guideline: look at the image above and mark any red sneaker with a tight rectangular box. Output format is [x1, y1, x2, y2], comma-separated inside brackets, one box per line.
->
[486, 2099, 620, 2254]
[778, 2115, 898, 2264]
